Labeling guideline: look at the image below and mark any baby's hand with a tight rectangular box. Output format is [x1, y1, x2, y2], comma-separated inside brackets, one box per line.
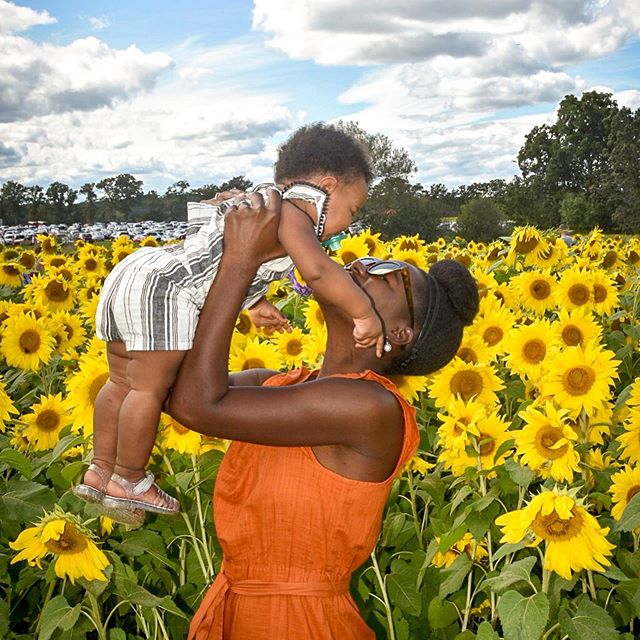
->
[248, 297, 291, 333]
[353, 313, 385, 357]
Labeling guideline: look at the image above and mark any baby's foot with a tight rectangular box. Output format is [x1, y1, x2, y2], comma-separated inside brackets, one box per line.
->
[103, 471, 180, 515]
[73, 462, 111, 504]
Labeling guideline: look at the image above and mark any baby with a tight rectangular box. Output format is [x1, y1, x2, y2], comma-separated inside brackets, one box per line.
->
[74, 123, 381, 523]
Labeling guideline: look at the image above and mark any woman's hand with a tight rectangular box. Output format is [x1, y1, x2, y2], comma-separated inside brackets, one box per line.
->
[223, 188, 284, 266]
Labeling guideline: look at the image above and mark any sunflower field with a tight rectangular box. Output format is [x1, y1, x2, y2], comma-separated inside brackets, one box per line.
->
[1, 227, 640, 640]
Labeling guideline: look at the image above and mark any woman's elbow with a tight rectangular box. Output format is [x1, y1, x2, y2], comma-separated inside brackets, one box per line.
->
[166, 392, 198, 428]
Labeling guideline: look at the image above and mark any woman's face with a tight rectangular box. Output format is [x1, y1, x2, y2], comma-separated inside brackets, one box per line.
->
[347, 258, 424, 337]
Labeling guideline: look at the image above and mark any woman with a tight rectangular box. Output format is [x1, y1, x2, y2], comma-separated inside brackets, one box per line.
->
[167, 188, 479, 639]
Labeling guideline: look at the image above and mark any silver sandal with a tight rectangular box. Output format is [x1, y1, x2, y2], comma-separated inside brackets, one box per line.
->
[73, 463, 110, 504]
[74, 463, 146, 526]
[102, 471, 180, 515]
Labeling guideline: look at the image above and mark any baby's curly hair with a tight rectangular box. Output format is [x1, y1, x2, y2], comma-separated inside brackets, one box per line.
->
[274, 123, 373, 185]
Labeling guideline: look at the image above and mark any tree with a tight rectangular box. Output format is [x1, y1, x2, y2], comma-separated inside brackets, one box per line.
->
[335, 121, 417, 181]
[0, 181, 28, 224]
[456, 198, 506, 242]
[79, 183, 98, 222]
[96, 174, 143, 220]
[45, 182, 77, 223]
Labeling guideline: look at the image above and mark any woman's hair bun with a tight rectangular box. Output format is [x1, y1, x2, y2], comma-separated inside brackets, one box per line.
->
[429, 260, 479, 326]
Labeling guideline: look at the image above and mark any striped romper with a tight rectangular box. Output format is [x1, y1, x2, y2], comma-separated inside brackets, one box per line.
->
[95, 198, 293, 351]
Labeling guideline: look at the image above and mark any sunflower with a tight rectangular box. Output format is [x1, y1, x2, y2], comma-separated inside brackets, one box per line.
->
[355, 228, 386, 257]
[431, 533, 489, 568]
[42, 254, 69, 271]
[455, 334, 492, 365]
[76, 252, 106, 278]
[391, 247, 428, 270]
[532, 239, 567, 270]
[0, 261, 25, 287]
[429, 360, 504, 408]
[19, 250, 37, 270]
[438, 408, 511, 476]
[64, 353, 110, 435]
[609, 465, 640, 520]
[496, 490, 614, 580]
[334, 235, 370, 266]
[506, 226, 549, 267]
[10, 510, 110, 583]
[512, 270, 557, 315]
[36, 234, 58, 255]
[590, 269, 619, 316]
[229, 336, 284, 372]
[301, 332, 326, 369]
[437, 397, 486, 452]
[29, 275, 76, 312]
[471, 268, 498, 302]
[21, 393, 69, 451]
[629, 378, 640, 407]
[503, 319, 559, 381]
[471, 304, 515, 358]
[618, 408, 640, 464]
[140, 236, 159, 247]
[234, 310, 258, 341]
[111, 239, 136, 265]
[0, 313, 55, 371]
[0, 380, 18, 432]
[552, 307, 602, 349]
[394, 234, 426, 253]
[515, 402, 580, 483]
[540, 342, 620, 416]
[161, 413, 202, 455]
[404, 454, 435, 475]
[48, 264, 76, 283]
[271, 327, 310, 368]
[389, 374, 429, 404]
[50, 310, 87, 355]
[557, 267, 593, 310]
[303, 298, 327, 337]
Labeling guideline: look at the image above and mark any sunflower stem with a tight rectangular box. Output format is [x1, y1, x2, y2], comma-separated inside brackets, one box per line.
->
[542, 567, 550, 594]
[587, 570, 597, 600]
[191, 454, 215, 576]
[34, 578, 56, 636]
[370, 549, 396, 640]
[461, 552, 475, 631]
[541, 622, 560, 640]
[406, 472, 424, 550]
[86, 591, 107, 640]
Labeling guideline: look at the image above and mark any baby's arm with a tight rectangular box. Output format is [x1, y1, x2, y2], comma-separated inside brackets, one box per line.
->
[278, 201, 384, 355]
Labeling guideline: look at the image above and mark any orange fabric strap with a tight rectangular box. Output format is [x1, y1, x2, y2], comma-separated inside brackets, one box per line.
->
[187, 571, 350, 640]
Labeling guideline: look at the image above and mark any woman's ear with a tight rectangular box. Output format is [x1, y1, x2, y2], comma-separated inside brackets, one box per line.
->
[389, 326, 414, 347]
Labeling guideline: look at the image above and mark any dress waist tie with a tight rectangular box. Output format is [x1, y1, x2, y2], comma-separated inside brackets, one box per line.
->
[188, 567, 351, 640]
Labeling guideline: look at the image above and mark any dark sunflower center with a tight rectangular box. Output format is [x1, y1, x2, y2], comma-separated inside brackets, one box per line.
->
[593, 284, 607, 304]
[627, 486, 640, 503]
[628, 250, 639, 264]
[341, 251, 358, 264]
[84, 258, 98, 271]
[457, 347, 477, 363]
[171, 421, 189, 435]
[89, 373, 110, 404]
[538, 246, 553, 260]
[117, 251, 130, 262]
[3, 265, 20, 276]
[315, 308, 325, 325]
[515, 237, 539, 253]
[530, 280, 551, 300]
[532, 508, 582, 541]
[286, 340, 303, 356]
[235, 314, 252, 335]
[242, 358, 265, 370]
[19, 329, 41, 353]
[44, 523, 88, 554]
[562, 325, 583, 346]
[20, 253, 36, 268]
[364, 238, 376, 252]
[44, 281, 70, 302]
[450, 370, 483, 401]
[602, 251, 617, 268]
[478, 432, 495, 456]
[535, 425, 568, 459]
[483, 326, 503, 346]
[523, 339, 546, 364]
[4, 249, 19, 260]
[36, 409, 60, 432]
[562, 366, 596, 396]
[50, 257, 66, 267]
[567, 283, 590, 306]
[399, 239, 419, 251]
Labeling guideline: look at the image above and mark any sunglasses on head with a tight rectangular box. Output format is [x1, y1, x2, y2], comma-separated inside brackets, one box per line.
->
[345, 257, 415, 327]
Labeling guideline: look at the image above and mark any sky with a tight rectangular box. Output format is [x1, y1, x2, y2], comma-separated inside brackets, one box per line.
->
[1, 0, 639, 195]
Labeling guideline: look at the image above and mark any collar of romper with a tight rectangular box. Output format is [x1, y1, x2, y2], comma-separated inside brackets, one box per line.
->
[187, 562, 351, 640]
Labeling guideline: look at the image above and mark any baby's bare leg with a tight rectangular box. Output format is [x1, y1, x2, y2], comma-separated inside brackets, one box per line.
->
[106, 349, 186, 503]
[82, 341, 130, 490]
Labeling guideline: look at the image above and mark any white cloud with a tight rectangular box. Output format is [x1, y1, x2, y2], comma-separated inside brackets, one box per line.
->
[0, 0, 55, 33]
[88, 16, 110, 31]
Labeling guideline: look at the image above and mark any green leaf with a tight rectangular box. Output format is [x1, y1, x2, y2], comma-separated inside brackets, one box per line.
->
[504, 458, 535, 488]
[38, 595, 81, 640]
[49, 433, 86, 464]
[0, 597, 8, 638]
[477, 621, 501, 640]
[617, 579, 640, 617]
[0, 448, 32, 479]
[492, 540, 527, 564]
[467, 502, 501, 540]
[497, 591, 549, 640]
[439, 554, 472, 599]
[427, 596, 458, 629]
[615, 492, 640, 532]
[558, 599, 620, 640]
[387, 569, 421, 616]
[109, 630, 127, 640]
[450, 485, 474, 514]
[484, 557, 537, 594]
[438, 522, 467, 552]
[0, 480, 55, 522]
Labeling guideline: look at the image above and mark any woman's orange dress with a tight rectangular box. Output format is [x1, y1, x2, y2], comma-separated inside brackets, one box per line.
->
[188, 369, 419, 639]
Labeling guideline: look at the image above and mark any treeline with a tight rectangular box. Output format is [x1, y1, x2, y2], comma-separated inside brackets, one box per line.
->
[1, 91, 638, 241]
